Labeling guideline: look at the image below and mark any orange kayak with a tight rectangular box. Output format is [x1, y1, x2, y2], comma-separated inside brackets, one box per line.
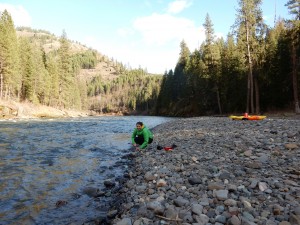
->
[229, 115, 266, 120]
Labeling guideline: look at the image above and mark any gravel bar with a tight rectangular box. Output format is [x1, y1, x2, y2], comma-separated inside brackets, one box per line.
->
[111, 117, 300, 225]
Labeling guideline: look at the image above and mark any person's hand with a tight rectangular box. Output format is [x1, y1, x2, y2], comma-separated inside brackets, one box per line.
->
[133, 143, 137, 147]
[135, 147, 140, 151]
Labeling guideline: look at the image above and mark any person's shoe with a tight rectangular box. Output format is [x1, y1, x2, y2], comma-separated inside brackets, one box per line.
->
[157, 145, 163, 150]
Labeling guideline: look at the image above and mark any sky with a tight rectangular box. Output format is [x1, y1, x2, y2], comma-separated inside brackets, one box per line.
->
[0, 0, 292, 74]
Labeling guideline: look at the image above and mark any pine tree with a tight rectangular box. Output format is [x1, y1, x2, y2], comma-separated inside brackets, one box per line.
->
[220, 34, 246, 112]
[156, 70, 174, 115]
[0, 10, 20, 99]
[202, 14, 222, 114]
[57, 30, 72, 108]
[285, 0, 300, 113]
[173, 40, 190, 106]
[285, 0, 300, 20]
[261, 20, 292, 110]
[31, 45, 50, 104]
[45, 53, 60, 107]
[234, 0, 265, 114]
[19, 37, 34, 101]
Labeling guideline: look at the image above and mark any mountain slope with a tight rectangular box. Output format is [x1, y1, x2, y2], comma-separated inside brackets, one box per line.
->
[16, 27, 121, 83]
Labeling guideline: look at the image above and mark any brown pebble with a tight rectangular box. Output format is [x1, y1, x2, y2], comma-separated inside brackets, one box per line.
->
[273, 208, 281, 215]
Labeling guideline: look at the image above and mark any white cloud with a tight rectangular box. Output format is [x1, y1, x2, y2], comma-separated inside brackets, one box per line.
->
[108, 6, 207, 74]
[89, 34, 179, 74]
[117, 27, 134, 38]
[167, 0, 192, 14]
[108, 43, 178, 73]
[133, 13, 204, 49]
[263, 14, 273, 24]
[0, 3, 31, 27]
[81, 1, 205, 74]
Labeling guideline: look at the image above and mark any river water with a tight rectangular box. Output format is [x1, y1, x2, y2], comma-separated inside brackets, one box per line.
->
[0, 116, 172, 225]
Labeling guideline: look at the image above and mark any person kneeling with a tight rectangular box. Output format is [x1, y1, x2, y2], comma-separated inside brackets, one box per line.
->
[131, 121, 153, 151]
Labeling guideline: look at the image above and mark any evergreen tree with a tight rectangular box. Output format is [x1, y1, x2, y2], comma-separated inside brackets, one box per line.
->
[31, 45, 50, 104]
[285, 0, 300, 20]
[234, 0, 265, 114]
[19, 37, 34, 101]
[261, 20, 292, 110]
[202, 14, 222, 114]
[57, 30, 72, 108]
[45, 53, 60, 107]
[0, 10, 20, 99]
[173, 40, 190, 108]
[285, 0, 300, 113]
[156, 70, 174, 115]
[220, 34, 246, 112]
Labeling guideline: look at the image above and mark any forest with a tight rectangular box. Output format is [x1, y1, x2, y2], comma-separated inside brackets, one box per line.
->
[0, 0, 299, 117]
[156, 0, 300, 116]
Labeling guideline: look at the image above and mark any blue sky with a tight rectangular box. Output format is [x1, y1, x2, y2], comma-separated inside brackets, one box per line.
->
[0, 0, 291, 74]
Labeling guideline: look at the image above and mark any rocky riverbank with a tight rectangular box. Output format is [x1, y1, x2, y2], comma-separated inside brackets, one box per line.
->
[0, 99, 128, 120]
[0, 99, 91, 119]
[0, 100, 90, 120]
[111, 117, 300, 225]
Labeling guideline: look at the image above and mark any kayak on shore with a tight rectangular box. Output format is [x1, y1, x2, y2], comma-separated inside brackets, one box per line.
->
[229, 113, 266, 120]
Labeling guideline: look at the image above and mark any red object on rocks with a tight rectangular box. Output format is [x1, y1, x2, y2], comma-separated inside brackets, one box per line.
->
[164, 147, 173, 151]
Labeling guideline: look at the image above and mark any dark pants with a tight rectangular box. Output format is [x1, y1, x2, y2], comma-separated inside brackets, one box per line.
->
[134, 135, 153, 145]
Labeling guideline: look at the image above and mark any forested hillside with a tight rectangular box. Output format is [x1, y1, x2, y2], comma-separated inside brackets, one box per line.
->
[0, 10, 162, 116]
[156, 0, 300, 116]
[1, 0, 299, 118]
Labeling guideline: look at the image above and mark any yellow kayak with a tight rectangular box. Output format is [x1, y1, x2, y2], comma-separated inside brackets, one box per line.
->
[229, 115, 266, 120]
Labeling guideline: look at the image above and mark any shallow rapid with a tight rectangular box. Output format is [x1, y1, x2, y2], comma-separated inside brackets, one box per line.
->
[0, 116, 172, 225]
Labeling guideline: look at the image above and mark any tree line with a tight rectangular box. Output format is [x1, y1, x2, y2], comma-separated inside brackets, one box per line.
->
[0, 11, 93, 109]
[156, 0, 300, 116]
[87, 68, 162, 114]
[0, 10, 161, 114]
[1, 0, 299, 117]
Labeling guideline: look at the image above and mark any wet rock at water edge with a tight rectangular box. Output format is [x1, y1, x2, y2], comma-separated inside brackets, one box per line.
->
[82, 187, 104, 197]
[55, 200, 68, 207]
[104, 179, 116, 188]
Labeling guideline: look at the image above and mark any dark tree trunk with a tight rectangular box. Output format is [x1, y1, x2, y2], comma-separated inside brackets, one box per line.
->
[292, 42, 300, 113]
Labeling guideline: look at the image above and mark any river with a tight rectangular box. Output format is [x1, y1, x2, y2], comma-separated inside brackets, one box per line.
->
[0, 116, 172, 225]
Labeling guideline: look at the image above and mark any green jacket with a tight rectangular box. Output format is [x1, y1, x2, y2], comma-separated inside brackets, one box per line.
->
[131, 125, 153, 149]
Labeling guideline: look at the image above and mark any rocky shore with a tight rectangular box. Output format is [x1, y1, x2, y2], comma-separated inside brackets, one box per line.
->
[111, 116, 300, 225]
[0, 99, 91, 119]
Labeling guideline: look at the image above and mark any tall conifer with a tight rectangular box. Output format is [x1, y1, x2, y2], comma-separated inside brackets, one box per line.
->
[58, 30, 72, 108]
[202, 14, 222, 114]
[234, 0, 265, 114]
[285, 0, 300, 113]
[0, 10, 20, 99]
